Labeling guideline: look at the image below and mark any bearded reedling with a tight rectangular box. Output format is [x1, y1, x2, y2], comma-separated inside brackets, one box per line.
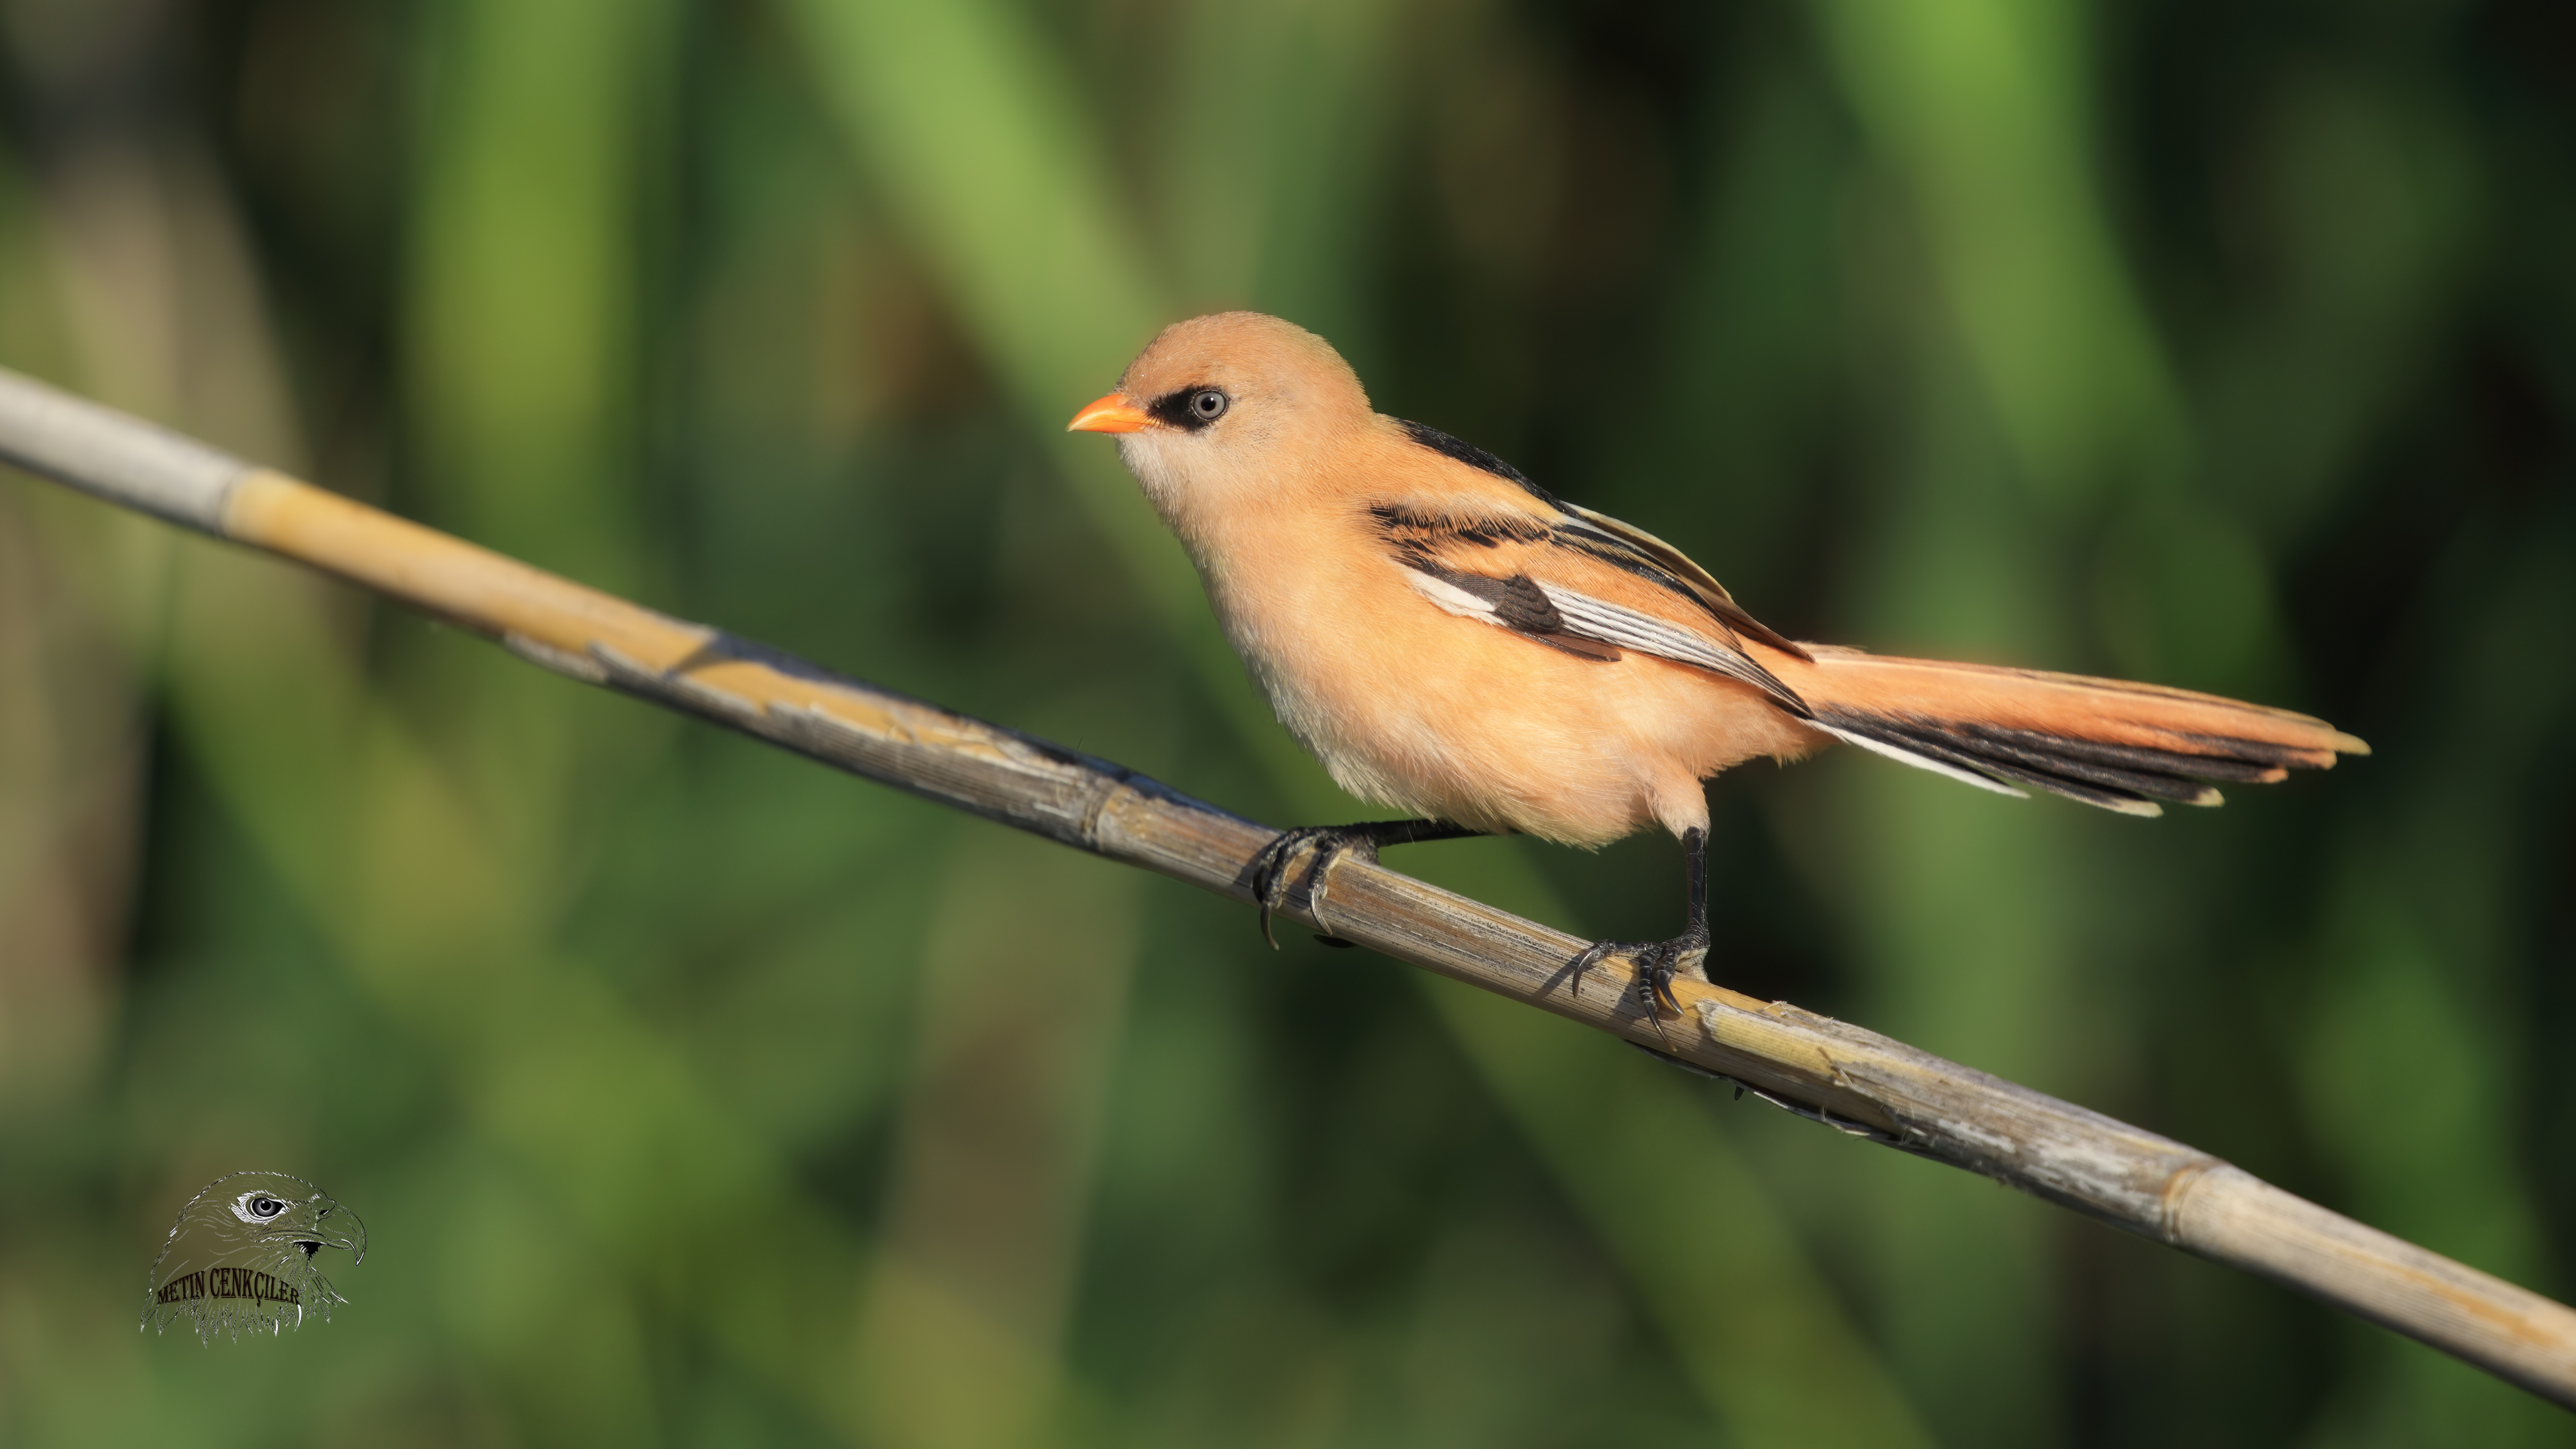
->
[1069, 313, 2366, 1012]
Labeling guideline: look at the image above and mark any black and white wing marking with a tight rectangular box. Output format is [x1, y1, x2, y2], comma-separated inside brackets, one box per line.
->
[1394, 420, 1811, 657]
[1370, 499, 1811, 716]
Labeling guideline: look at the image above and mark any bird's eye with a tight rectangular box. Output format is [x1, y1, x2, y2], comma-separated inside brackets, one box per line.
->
[252, 1198, 281, 1216]
[1191, 390, 1228, 421]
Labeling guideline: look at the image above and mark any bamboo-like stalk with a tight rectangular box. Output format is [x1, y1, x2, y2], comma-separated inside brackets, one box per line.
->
[5, 364, 2571, 1409]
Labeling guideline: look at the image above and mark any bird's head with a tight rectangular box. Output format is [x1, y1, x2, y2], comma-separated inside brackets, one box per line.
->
[141, 1171, 368, 1343]
[1067, 312, 1374, 537]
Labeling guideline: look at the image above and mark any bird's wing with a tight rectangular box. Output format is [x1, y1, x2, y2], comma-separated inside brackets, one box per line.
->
[1368, 496, 1811, 715]
[1385, 419, 1811, 660]
[1552, 504, 1811, 660]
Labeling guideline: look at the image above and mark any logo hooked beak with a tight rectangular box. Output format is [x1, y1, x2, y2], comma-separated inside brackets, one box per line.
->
[295, 1197, 368, 1265]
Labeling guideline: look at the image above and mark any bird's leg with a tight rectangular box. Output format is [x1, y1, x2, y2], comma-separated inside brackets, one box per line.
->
[1659, 824, 1715, 1005]
[1566, 826, 1712, 1018]
[1249, 818, 1484, 948]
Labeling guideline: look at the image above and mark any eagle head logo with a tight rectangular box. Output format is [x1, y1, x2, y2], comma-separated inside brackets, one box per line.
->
[141, 1171, 368, 1343]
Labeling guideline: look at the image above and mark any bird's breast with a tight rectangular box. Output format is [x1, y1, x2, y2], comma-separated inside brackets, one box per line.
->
[1194, 533, 1632, 839]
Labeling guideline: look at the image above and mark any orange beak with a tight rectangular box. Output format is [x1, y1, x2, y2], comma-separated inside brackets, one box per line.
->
[1067, 392, 1151, 434]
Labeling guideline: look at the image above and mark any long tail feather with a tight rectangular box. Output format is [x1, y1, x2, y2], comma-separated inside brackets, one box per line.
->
[1782, 645, 2369, 817]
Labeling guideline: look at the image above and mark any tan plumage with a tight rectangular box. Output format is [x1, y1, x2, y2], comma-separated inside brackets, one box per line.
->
[1070, 313, 2366, 1001]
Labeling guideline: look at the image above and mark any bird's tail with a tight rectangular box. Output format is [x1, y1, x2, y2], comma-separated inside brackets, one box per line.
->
[1780, 645, 2369, 816]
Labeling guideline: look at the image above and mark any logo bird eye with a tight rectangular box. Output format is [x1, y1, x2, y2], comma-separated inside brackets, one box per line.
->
[252, 1197, 282, 1217]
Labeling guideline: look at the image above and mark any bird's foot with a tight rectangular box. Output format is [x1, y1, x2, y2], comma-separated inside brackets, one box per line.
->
[1566, 930, 1710, 1018]
[1249, 825, 1385, 949]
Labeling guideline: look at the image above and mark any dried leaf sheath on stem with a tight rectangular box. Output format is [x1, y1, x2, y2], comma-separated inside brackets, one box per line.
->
[3, 365, 2571, 1409]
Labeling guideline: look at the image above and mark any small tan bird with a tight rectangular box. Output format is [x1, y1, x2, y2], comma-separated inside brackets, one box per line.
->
[1069, 312, 2366, 1011]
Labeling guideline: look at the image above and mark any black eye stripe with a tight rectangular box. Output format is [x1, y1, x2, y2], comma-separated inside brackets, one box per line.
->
[1148, 386, 1229, 431]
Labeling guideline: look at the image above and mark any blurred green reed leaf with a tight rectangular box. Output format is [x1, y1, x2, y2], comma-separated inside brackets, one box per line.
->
[1818, 0, 2185, 503]
[783, 0, 1190, 598]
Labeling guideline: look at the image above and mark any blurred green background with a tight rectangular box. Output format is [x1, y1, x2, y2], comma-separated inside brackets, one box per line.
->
[1, 0, 2570, 1444]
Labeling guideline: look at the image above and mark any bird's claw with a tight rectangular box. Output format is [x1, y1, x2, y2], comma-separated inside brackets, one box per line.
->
[1566, 932, 1710, 1020]
[1249, 826, 1381, 949]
